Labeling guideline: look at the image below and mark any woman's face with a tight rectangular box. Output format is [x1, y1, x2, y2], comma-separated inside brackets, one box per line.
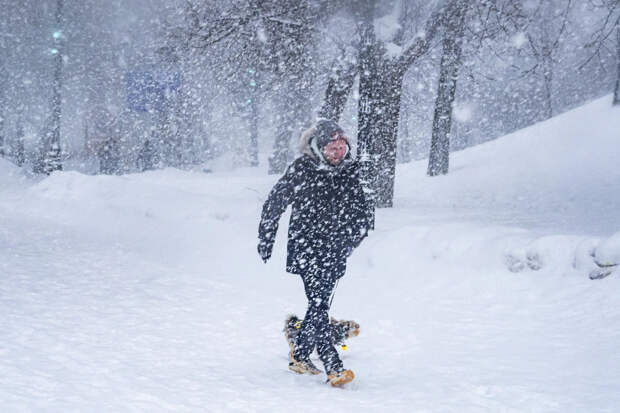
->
[323, 138, 347, 166]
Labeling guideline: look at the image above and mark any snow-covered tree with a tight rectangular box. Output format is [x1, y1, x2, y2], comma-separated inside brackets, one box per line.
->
[351, 0, 445, 207]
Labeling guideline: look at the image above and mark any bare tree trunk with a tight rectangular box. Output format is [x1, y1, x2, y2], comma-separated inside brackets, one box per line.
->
[428, 2, 467, 177]
[0, 7, 5, 158]
[356, 0, 381, 213]
[233, 71, 260, 168]
[245, 61, 259, 166]
[45, 0, 63, 173]
[356, 58, 404, 208]
[268, 127, 291, 174]
[157, 101, 174, 168]
[268, 2, 315, 175]
[0, 86, 4, 157]
[355, 0, 444, 205]
[268, 77, 303, 174]
[398, 96, 412, 163]
[248, 93, 259, 166]
[373, 72, 403, 207]
[355, 0, 403, 208]
[268, 85, 292, 174]
[268, 73, 312, 174]
[318, 58, 357, 122]
[542, 50, 554, 118]
[614, 26, 620, 106]
[15, 115, 25, 166]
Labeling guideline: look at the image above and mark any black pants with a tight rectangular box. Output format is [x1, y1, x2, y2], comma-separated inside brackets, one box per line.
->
[293, 267, 343, 374]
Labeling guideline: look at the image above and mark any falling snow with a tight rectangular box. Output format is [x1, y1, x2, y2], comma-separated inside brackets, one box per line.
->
[1, 0, 619, 411]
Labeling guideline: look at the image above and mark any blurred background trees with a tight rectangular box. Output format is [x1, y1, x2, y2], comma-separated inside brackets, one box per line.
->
[0, 0, 617, 206]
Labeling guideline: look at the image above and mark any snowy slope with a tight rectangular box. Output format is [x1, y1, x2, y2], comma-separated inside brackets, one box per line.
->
[395, 94, 620, 236]
[1, 95, 619, 412]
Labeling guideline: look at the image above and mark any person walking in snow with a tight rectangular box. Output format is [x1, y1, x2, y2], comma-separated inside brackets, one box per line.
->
[257, 119, 371, 386]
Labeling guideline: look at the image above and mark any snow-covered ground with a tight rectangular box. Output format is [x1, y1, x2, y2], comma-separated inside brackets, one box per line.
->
[1, 95, 619, 412]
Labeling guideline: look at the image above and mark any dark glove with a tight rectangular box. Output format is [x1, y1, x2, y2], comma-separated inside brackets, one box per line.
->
[350, 228, 368, 251]
[345, 245, 353, 258]
[258, 240, 272, 263]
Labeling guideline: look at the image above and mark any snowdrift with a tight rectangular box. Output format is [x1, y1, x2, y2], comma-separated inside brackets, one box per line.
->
[391, 94, 620, 279]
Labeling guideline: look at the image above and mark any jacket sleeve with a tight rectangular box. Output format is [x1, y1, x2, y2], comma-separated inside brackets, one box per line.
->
[257, 163, 298, 258]
[344, 168, 373, 254]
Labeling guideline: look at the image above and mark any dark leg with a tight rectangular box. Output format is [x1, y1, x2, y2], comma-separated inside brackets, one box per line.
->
[293, 271, 343, 373]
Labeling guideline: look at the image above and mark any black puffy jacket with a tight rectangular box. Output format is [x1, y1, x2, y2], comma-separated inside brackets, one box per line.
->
[258, 154, 371, 277]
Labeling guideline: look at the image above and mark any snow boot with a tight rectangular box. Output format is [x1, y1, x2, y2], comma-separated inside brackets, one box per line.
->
[288, 356, 321, 375]
[327, 368, 355, 387]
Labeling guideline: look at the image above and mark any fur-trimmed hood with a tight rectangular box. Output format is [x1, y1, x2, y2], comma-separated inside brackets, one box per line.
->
[299, 122, 351, 166]
[299, 124, 318, 159]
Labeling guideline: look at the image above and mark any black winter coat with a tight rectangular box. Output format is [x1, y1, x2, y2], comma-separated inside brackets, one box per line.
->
[258, 154, 371, 277]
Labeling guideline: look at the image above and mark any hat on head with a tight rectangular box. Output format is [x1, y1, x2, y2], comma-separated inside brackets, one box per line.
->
[312, 119, 346, 149]
[306, 119, 350, 166]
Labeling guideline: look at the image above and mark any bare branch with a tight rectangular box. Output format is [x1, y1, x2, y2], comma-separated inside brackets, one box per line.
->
[397, 1, 448, 74]
[578, 1, 619, 70]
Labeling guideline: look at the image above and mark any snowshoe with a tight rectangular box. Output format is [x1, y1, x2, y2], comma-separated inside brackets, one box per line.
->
[330, 317, 360, 347]
[284, 315, 303, 360]
[326, 368, 355, 387]
[288, 356, 321, 375]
